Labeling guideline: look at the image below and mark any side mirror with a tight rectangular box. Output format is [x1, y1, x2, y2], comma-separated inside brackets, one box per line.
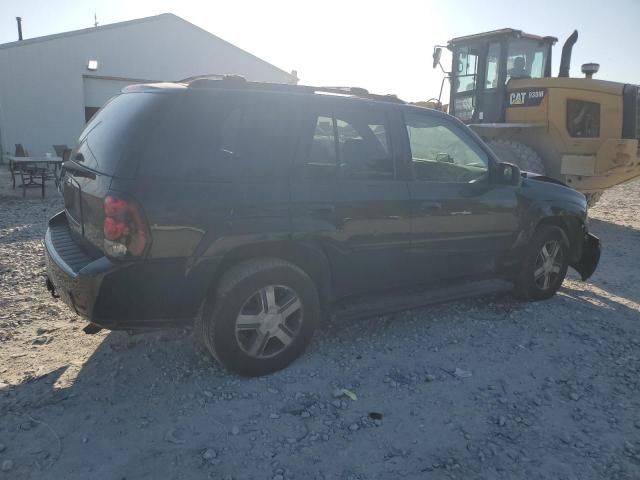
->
[496, 162, 521, 186]
[432, 47, 442, 69]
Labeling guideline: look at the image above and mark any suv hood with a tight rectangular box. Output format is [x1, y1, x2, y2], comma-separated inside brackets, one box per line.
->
[521, 171, 569, 188]
[521, 173, 587, 210]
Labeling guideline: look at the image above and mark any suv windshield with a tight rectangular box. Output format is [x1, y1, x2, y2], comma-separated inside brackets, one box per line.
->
[506, 39, 548, 81]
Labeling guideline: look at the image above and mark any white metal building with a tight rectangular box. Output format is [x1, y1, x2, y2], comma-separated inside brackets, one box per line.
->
[0, 13, 296, 160]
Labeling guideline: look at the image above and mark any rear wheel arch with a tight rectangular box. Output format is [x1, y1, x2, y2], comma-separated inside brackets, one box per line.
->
[198, 256, 321, 375]
[208, 241, 333, 310]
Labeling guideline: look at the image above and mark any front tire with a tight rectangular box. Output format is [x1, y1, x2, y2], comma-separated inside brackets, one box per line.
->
[514, 225, 569, 301]
[197, 258, 320, 376]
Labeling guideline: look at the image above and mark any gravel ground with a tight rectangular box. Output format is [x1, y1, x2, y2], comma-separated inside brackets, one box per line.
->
[1, 169, 639, 480]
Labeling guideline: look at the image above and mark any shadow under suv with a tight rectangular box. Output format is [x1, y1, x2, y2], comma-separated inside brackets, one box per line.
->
[45, 77, 600, 376]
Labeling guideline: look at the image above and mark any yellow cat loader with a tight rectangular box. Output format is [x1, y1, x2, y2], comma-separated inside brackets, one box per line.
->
[432, 29, 640, 205]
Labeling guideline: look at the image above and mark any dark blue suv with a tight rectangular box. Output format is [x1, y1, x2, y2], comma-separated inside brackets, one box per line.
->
[45, 77, 600, 375]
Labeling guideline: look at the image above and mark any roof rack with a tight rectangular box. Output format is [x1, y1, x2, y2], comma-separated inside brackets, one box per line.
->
[181, 75, 404, 104]
[311, 86, 404, 104]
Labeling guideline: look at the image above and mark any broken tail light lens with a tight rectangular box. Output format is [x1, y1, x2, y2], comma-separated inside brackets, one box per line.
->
[103, 194, 150, 258]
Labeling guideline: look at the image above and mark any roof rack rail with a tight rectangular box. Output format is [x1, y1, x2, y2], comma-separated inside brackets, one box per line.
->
[180, 77, 404, 104]
[313, 86, 404, 104]
[179, 74, 246, 85]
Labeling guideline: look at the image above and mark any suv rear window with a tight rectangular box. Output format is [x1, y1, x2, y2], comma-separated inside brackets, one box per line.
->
[77, 92, 169, 176]
[141, 90, 299, 182]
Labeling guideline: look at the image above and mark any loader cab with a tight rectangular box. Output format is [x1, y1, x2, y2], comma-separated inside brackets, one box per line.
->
[446, 29, 557, 124]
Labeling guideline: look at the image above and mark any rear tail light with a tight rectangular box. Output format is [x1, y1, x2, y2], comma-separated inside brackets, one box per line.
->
[103, 194, 150, 258]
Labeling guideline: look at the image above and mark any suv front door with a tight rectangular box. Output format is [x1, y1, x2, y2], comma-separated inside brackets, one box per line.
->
[400, 109, 520, 284]
[289, 97, 412, 298]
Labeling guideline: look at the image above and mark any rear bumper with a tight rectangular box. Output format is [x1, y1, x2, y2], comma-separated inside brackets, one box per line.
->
[44, 211, 215, 330]
[570, 232, 601, 281]
[44, 212, 118, 320]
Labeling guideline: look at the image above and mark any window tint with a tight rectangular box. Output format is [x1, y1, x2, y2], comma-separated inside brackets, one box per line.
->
[293, 114, 337, 182]
[405, 112, 488, 183]
[142, 91, 243, 180]
[142, 91, 297, 181]
[295, 106, 393, 181]
[335, 108, 393, 180]
[308, 116, 336, 167]
[78, 92, 168, 176]
[236, 93, 298, 179]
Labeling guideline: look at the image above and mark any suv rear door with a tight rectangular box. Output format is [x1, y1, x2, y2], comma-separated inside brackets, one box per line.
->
[290, 96, 412, 298]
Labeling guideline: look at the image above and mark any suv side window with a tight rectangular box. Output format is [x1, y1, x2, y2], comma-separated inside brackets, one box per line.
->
[309, 115, 337, 167]
[335, 107, 394, 180]
[142, 91, 244, 181]
[143, 91, 297, 182]
[295, 105, 394, 182]
[236, 93, 299, 180]
[404, 111, 488, 183]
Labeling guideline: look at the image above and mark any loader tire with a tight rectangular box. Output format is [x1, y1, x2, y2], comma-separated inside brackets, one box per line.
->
[486, 139, 546, 175]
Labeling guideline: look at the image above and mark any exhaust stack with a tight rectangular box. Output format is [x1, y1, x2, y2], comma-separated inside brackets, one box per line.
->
[558, 30, 578, 78]
[16, 17, 23, 41]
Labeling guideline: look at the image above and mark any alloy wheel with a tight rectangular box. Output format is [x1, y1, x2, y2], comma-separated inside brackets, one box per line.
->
[533, 240, 563, 290]
[234, 285, 303, 359]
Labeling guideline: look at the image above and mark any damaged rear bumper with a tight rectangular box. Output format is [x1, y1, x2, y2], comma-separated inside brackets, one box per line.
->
[571, 232, 601, 281]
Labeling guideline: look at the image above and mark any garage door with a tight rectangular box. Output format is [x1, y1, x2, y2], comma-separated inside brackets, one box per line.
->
[83, 76, 156, 122]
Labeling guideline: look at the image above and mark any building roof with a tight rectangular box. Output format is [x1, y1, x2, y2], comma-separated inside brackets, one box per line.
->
[0, 13, 293, 79]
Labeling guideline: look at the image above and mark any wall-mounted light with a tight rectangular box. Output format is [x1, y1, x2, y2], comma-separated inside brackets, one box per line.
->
[87, 60, 99, 71]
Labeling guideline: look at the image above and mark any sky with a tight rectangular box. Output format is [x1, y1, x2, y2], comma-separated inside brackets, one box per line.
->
[1, 0, 638, 102]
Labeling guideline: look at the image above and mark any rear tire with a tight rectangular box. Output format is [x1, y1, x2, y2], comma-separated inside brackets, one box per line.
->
[196, 258, 320, 376]
[486, 139, 546, 174]
[514, 225, 569, 301]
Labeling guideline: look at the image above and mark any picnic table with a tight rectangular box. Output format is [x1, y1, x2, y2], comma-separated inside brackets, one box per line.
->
[6, 155, 64, 197]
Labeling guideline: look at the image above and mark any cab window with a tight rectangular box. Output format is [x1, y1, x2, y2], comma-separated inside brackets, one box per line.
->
[455, 47, 478, 93]
[485, 42, 501, 89]
[506, 39, 548, 82]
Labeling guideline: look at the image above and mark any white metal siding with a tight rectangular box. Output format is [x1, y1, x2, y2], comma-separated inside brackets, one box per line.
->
[0, 14, 293, 158]
[83, 77, 147, 107]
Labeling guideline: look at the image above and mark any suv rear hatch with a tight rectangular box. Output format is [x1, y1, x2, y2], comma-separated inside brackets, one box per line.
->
[62, 88, 177, 256]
